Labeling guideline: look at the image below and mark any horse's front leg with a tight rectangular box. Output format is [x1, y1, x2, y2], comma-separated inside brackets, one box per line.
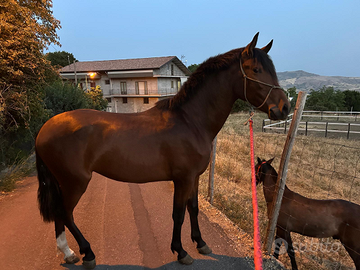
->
[171, 179, 194, 265]
[186, 177, 211, 255]
[277, 227, 298, 270]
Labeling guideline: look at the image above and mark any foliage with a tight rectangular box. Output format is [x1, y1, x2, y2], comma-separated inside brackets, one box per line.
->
[0, 155, 35, 192]
[86, 86, 108, 111]
[44, 81, 108, 117]
[343, 90, 360, 111]
[286, 87, 298, 110]
[231, 99, 251, 113]
[44, 80, 91, 117]
[0, 0, 60, 169]
[187, 64, 199, 73]
[305, 86, 346, 111]
[45, 51, 77, 68]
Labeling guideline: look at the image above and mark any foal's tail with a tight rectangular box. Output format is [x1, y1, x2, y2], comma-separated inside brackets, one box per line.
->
[36, 151, 65, 222]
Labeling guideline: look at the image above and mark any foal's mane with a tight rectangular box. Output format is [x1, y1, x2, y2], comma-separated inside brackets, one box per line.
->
[155, 47, 277, 111]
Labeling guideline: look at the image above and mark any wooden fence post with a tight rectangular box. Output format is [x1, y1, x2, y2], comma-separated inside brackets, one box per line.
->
[208, 136, 217, 204]
[264, 91, 307, 254]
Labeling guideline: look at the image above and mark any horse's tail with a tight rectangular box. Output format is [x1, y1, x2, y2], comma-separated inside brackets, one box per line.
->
[36, 151, 65, 222]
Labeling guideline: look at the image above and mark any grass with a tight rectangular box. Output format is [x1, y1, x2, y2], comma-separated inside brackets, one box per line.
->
[0, 154, 36, 192]
[199, 112, 360, 270]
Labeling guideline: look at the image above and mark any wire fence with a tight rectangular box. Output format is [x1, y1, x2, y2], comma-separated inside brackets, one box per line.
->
[199, 109, 360, 270]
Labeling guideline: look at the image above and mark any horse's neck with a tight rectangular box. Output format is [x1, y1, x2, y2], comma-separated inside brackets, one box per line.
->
[181, 66, 239, 141]
[263, 169, 292, 209]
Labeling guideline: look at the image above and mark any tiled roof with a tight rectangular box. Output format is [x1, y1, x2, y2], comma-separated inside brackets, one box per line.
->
[61, 56, 179, 73]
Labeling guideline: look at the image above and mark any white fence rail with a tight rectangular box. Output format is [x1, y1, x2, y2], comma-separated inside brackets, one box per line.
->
[262, 111, 360, 139]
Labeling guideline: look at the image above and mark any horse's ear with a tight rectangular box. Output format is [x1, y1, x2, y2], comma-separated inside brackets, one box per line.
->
[242, 32, 259, 58]
[257, 157, 262, 164]
[261, 40, 273, 54]
[267, 157, 275, 165]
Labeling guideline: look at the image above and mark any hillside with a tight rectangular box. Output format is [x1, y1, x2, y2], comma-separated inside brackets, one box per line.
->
[277, 70, 360, 92]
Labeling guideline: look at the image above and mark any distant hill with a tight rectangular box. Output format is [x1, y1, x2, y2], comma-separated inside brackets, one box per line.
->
[277, 70, 360, 92]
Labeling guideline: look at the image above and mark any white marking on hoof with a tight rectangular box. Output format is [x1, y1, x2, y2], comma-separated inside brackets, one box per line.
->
[197, 244, 212, 255]
[178, 254, 194, 265]
[83, 258, 96, 269]
[57, 231, 78, 263]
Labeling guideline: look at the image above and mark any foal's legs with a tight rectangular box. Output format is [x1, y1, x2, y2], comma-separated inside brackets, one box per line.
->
[276, 228, 298, 270]
[55, 219, 79, 264]
[186, 177, 211, 255]
[171, 179, 194, 265]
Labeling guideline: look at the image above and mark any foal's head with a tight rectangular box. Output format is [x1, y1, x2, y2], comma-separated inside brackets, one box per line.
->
[255, 157, 276, 185]
[237, 33, 290, 120]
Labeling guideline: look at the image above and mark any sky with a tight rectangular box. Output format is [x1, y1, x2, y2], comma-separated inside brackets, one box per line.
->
[48, 0, 360, 77]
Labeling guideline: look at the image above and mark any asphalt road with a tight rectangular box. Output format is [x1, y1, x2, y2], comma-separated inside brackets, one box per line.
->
[0, 173, 281, 270]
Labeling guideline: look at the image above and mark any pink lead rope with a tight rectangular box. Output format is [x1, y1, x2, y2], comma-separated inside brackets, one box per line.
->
[249, 118, 263, 270]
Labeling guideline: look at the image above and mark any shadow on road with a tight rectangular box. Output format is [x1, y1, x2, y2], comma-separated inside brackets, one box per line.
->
[61, 253, 284, 270]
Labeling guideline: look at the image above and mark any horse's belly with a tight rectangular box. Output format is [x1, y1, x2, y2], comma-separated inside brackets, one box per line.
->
[93, 154, 171, 183]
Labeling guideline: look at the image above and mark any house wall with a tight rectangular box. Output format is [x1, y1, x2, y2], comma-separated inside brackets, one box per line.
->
[158, 77, 179, 95]
[155, 61, 184, 76]
[110, 97, 159, 113]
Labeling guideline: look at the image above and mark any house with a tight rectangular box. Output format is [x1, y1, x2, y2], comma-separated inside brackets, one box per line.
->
[60, 56, 191, 113]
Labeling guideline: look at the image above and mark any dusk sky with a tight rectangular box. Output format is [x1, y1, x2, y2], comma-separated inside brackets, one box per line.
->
[48, 0, 360, 77]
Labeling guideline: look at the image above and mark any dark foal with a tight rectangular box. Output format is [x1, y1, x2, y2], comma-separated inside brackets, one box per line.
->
[35, 33, 290, 269]
[255, 158, 360, 270]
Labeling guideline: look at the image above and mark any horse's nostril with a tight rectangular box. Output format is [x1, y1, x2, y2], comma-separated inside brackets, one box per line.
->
[282, 103, 289, 115]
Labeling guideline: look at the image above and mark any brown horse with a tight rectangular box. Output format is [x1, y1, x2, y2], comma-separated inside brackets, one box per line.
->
[36, 33, 290, 269]
[255, 158, 360, 270]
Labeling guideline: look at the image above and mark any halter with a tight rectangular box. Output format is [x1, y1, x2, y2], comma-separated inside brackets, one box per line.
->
[256, 161, 267, 181]
[240, 58, 283, 109]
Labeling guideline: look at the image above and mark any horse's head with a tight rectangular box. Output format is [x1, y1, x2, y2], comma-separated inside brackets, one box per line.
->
[255, 157, 275, 185]
[238, 33, 290, 120]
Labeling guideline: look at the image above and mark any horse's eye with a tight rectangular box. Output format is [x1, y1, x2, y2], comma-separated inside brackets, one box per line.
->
[253, 68, 259, 73]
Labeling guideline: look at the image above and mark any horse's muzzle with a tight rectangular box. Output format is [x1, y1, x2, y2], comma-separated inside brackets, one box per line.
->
[268, 102, 290, 120]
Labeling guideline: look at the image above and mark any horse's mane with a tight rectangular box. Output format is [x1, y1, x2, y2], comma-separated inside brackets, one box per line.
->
[156, 47, 277, 111]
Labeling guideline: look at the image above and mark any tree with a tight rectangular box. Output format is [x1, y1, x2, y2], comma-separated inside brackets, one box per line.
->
[46, 51, 77, 68]
[44, 80, 91, 117]
[188, 64, 200, 73]
[86, 86, 108, 111]
[0, 0, 60, 167]
[305, 86, 345, 111]
[343, 90, 360, 111]
[286, 87, 298, 110]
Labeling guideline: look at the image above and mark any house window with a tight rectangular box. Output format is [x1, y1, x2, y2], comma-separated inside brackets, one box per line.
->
[171, 81, 174, 88]
[120, 82, 127, 94]
[105, 80, 110, 85]
[135, 81, 148, 95]
[171, 64, 174, 76]
[143, 97, 149, 104]
[90, 81, 96, 88]
[122, 97, 127, 103]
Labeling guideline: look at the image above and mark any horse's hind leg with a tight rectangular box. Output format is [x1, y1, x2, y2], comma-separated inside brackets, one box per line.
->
[63, 213, 95, 269]
[55, 219, 79, 264]
[60, 176, 96, 269]
[186, 177, 211, 255]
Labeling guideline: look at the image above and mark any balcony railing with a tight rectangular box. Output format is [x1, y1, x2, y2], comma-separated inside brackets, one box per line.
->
[104, 88, 178, 96]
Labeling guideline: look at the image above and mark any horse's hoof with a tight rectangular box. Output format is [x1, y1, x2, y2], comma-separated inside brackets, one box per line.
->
[197, 244, 212, 255]
[65, 254, 80, 264]
[82, 258, 96, 269]
[178, 254, 194, 265]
